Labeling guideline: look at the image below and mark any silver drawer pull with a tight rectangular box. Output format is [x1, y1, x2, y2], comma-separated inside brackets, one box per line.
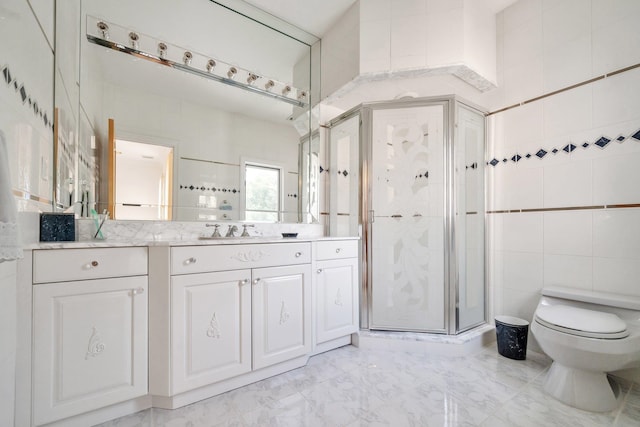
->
[132, 287, 145, 295]
[252, 278, 261, 285]
[240, 279, 249, 285]
[335, 248, 341, 254]
[295, 252, 302, 258]
[185, 257, 197, 265]
[317, 268, 323, 274]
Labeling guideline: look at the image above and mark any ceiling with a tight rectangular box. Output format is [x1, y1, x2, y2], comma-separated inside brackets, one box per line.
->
[242, 0, 357, 38]
[242, 0, 519, 38]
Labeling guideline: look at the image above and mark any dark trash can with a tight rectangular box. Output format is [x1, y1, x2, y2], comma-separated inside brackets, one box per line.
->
[495, 315, 529, 360]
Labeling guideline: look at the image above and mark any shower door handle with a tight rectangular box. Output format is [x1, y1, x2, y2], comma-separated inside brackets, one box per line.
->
[369, 210, 375, 223]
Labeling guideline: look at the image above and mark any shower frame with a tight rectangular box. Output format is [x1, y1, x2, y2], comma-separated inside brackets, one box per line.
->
[328, 95, 487, 335]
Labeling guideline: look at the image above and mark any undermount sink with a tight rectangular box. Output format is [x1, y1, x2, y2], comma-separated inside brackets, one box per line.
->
[197, 236, 262, 241]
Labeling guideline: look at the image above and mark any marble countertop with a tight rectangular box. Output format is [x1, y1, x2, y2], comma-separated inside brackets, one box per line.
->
[26, 235, 359, 250]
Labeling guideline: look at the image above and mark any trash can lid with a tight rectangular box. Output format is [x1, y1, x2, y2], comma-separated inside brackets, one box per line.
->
[535, 305, 629, 339]
[495, 315, 529, 327]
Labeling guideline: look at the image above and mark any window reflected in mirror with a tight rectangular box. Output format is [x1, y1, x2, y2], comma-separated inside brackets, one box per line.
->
[243, 162, 282, 223]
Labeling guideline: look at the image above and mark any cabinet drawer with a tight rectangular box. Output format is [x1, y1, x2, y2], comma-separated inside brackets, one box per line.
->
[315, 240, 358, 260]
[33, 247, 148, 283]
[171, 242, 311, 275]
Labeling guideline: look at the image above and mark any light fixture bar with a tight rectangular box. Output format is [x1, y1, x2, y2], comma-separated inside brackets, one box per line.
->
[85, 18, 308, 108]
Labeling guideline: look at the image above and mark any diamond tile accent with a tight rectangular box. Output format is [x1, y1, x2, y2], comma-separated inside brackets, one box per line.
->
[552, 148, 559, 154]
[563, 143, 577, 153]
[2, 67, 10, 84]
[595, 137, 611, 148]
[582, 142, 589, 148]
[535, 149, 547, 159]
[489, 159, 499, 166]
[502, 158, 508, 163]
[616, 135, 625, 142]
[19, 85, 26, 103]
[525, 154, 532, 158]
[511, 154, 522, 163]
[632, 130, 640, 141]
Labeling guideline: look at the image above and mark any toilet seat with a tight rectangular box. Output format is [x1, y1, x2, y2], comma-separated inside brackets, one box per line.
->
[535, 304, 629, 339]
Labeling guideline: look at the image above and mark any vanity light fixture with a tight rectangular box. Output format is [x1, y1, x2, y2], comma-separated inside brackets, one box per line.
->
[128, 32, 139, 49]
[97, 21, 109, 39]
[158, 42, 168, 58]
[246, 73, 258, 84]
[183, 51, 193, 66]
[86, 16, 308, 108]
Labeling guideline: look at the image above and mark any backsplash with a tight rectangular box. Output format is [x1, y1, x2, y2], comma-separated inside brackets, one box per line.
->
[75, 219, 324, 243]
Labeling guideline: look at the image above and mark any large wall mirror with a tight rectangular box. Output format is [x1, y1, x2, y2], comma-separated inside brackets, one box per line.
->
[54, 0, 320, 223]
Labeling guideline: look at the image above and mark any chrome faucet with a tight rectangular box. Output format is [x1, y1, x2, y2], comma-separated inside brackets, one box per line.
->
[225, 225, 238, 237]
[206, 223, 222, 238]
[241, 224, 254, 237]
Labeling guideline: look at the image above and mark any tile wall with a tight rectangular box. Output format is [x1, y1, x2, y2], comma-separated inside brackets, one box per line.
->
[0, 1, 54, 425]
[0, 0, 54, 213]
[486, 0, 640, 343]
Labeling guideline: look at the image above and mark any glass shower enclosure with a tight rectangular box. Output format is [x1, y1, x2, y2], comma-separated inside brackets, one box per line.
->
[328, 96, 486, 334]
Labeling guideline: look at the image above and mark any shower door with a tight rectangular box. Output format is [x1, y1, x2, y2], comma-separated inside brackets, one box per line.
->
[367, 103, 447, 332]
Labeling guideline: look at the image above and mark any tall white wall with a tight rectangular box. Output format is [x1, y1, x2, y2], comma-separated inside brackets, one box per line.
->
[320, 2, 360, 99]
[0, 1, 55, 425]
[485, 0, 640, 354]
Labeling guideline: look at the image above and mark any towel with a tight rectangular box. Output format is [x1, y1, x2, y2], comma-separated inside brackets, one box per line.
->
[0, 130, 22, 262]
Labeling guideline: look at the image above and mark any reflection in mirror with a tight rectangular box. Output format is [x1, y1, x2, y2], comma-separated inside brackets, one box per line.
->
[243, 162, 282, 223]
[58, 0, 319, 222]
[114, 139, 173, 220]
[328, 114, 360, 236]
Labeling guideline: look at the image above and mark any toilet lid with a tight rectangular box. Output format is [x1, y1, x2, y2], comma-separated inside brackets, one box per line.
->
[535, 305, 629, 339]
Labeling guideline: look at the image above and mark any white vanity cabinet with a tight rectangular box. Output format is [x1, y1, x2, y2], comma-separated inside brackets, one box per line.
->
[313, 240, 359, 350]
[31, 247, 148, 426]
[150, 242, 312, 407]
[170, 269, 252, 394]
[252, 264, 312, 369]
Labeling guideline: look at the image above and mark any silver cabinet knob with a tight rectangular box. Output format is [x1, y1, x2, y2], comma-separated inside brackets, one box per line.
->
[295, 252, 302, 258]
[185, 257, 197, 265]
[335, 248, 341, 254]
[252, 278, 261, 285]
[240, 279, 249, 285]
[317, 268, 323, 274]
[132, 287, 145, 295]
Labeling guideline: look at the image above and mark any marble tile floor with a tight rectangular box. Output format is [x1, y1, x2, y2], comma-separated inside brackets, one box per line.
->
[98, 345, 640, 427]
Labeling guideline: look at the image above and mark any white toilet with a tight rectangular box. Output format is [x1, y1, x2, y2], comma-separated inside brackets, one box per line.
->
[531, 286, 640, 412]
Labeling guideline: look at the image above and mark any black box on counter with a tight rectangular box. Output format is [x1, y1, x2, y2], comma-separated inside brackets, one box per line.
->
[39, 213, 76, 242]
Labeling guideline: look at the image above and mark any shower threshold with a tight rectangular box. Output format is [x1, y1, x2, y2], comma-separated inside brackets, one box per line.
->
[353, 323, 495, 357]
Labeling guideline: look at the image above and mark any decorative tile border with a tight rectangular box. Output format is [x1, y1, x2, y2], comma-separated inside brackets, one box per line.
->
[2, 64, 54, 131]
[487, 128, 640, 168]
[179, 184, 240, 194]
[487, 203, 640, 215]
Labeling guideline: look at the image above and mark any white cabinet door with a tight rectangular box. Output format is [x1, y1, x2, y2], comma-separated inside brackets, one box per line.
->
[171, 269, 252, 394]
[252, 264, 311, 370]
[316, 258, 359, 344]
[33, 277, 148, 426]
